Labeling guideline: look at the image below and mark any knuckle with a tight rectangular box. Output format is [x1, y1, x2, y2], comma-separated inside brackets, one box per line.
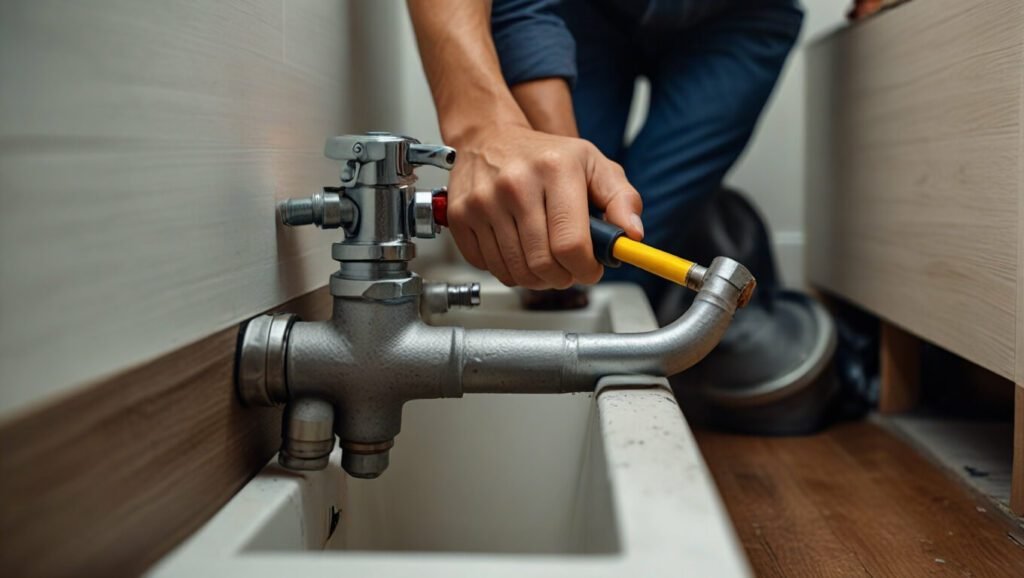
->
[526, 252, 559, 276]
[509, 260, 544, 289]
[501, 249, 531, 281]
[578, 139, 600, 157]
[536, 149, 565, 172]
[494, 172, 517, 194]
[448, 199, 469, 221]
[608, 187, 643, 213]
[547, 209, 575, 234]
[495, 164, 529, 193]
[508, 265, 530, 284]
[551, 234, 588, 260]
[494, 178, 531, 211]
[527, 252, 556, 271]
[463, 194, 488, 215]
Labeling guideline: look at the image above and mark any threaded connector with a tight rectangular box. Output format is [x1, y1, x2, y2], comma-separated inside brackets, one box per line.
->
[421, 282, 482, 315]
[279, 190, 357, 230]
[447, 283, 481, 307]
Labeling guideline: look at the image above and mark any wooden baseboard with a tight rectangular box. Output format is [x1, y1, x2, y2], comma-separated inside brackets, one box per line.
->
[0, 287, 331, 577]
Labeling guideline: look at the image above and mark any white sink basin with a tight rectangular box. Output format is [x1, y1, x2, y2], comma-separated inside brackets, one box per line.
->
[150, 277, 750, 577]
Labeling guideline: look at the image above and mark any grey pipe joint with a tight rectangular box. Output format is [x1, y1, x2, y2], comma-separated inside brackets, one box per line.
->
[236, 256, 753, 479]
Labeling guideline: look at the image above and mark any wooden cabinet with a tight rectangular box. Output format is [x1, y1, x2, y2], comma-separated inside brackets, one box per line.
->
[805, 0, 1023, 511]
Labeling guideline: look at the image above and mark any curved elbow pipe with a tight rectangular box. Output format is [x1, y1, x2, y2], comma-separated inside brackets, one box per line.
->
[576, 257, 754, 378]
[461, 256, 755, 393]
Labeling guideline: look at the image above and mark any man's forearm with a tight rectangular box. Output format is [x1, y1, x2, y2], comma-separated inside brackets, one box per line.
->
[510, 77, 579, 138]
[406, 0, 643, 290]
[407, 0, 530, 145]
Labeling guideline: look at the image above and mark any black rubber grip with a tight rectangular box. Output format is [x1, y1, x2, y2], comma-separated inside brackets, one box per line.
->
[590, 217, 625, 267]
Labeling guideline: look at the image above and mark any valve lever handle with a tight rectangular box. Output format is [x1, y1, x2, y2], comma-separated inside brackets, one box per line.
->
[408, 144, 456, 170]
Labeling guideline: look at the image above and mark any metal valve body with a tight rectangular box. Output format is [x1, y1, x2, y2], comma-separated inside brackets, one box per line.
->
[237, 132, 754, 479]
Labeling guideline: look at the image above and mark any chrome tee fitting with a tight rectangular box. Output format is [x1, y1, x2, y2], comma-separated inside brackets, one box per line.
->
[236, 133, 755, 479]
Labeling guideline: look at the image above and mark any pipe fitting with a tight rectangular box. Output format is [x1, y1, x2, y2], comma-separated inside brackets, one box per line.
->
[236, 313, 295, 407]
[421, 282, 482, 314]
[279, 190, 357, 231]
[237, 258, 753, 477]
[279, 398, 335, 471]
[340, 440, 394, 479]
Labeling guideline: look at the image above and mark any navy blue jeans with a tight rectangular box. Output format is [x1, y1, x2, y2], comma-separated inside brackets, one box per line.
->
[562, 0, 803, 303]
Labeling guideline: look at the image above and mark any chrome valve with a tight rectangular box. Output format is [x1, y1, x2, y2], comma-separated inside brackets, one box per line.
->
[245, 132, 482, 479]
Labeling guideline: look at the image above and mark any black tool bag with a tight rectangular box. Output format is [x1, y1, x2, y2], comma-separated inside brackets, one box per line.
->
[661, 187, 871, 435]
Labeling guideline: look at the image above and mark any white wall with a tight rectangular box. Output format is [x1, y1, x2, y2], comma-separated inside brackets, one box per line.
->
[0, 0, 356, 418]
[726, 0, 848, 286]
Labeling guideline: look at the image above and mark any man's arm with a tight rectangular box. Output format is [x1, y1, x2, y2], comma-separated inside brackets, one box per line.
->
[407, 0, 643, 290]
[511, 77, 580, 138]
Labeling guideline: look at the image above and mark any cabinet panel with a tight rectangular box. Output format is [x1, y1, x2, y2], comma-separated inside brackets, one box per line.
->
[805, 0, 1023, 380]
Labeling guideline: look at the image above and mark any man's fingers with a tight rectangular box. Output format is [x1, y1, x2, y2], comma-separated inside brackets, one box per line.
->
[543, 162, 603, 284]
[589, 160, 644, 241]
[446, 178, 490, 270]
[512, 209, 573, 289]
[491, 217, 547, 289]
[450, 221, 486, 270]
[474, 226, 515, 286]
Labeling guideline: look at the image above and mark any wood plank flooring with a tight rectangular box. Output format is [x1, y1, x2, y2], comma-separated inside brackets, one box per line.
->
[695, 421, 1024, 577]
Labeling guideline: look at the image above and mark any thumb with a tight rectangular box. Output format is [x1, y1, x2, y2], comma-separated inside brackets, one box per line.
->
[589, 160, 644, 241]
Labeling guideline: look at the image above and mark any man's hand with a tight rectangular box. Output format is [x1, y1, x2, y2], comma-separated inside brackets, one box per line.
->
[447, 124, 643, 289]
[407, 0, 643, 288]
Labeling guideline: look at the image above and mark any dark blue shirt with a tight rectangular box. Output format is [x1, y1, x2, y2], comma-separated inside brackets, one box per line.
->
[491, 0, 751, 87]
[491, 0, 578, 87]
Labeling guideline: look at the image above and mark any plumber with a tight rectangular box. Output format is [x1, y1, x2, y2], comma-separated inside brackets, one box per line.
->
[407, 0, 803, 308]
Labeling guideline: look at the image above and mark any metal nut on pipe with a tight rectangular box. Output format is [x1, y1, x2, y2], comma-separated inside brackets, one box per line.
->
[412, 190, 440, 238]
[236, 313, 295, 407]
